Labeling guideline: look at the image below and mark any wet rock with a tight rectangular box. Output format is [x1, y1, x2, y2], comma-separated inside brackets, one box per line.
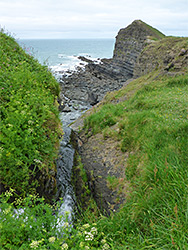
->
[87, 90, 98, 105]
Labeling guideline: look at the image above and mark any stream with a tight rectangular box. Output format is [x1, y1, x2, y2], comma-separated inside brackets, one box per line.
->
[55, 102, 90, 229]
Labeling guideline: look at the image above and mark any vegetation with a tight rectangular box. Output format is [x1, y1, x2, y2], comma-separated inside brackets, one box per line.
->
[0, 30, 62, 196]
[83, 72, 188, 249]
[1, 29, 188, 249]
[140, 20, 165, 39]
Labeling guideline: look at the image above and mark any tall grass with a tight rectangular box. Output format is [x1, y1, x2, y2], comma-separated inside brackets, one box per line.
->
[0, 31, 62, 196]
[84, 74, 188, 248]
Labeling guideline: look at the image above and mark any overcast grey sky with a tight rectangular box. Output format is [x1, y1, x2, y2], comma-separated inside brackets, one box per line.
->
[0, 0, 187, 39]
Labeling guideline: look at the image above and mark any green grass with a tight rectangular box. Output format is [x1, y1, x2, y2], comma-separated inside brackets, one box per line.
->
[1, 30, 188, 249]
[139, 20, 165, 39]
[0, 31, 62, 197]
[83, 74, 188, 248]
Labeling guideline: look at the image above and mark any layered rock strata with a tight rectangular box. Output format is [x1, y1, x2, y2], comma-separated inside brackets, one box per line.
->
[59, 20, 165, 107]
[68, 20, 166, 213]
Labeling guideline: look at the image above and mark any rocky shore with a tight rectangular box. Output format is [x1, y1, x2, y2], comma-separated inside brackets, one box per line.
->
[58, 20, 165, 111]
[60, 20, 166, 213]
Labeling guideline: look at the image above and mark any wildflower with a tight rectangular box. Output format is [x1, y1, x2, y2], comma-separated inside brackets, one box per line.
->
[85, 232, 94, 241]
[28, 128, 34, 133]
[91, 227, 97, 235]
[79, 242, 85, 247]
[28, 120, 34, 125]
[62, 243, 68, 250]
[49, 236, 56, 243]
[102, 243, 110, 250]
[3, 207, 11, 215]
[30, 240, 40, 249]
[34, 159, 42, 164]
[63, 222, 69, 228]
[85, 247, 90, 250]
[82, 223, 90, 229]
[101, 239, 107, 244]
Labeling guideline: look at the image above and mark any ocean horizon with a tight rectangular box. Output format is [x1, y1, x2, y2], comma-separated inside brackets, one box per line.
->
[19, 38, 115, 76]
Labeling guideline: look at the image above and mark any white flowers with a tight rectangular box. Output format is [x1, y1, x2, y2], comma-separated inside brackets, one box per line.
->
[77, 223, 111, 249]
[29, 239, 44, 249]
[91, 227, 98, 235]
[85, 231, 94, 241]
[33, 159, 42, 164]
[84, 226, 97, 241]
[49, 236, 56, 243]
[29, 240, 40, 249]
[102, 243, 110, 250]
[62, 243, 69, 250]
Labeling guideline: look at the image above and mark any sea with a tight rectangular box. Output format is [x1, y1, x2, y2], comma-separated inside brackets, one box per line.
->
[19, 39, 115, 77]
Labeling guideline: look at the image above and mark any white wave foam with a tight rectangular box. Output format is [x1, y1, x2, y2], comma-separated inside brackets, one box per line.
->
[49, 53, 102, 80]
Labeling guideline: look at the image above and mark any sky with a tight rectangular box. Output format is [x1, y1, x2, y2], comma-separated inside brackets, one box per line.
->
[0, 0, 187, 39]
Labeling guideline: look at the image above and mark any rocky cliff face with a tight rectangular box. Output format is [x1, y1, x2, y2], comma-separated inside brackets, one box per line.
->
[59, 20, 165, 108]
[134, 36, 188, 77]
[112, 20, 165, 78]
[65, 21, 168, 213]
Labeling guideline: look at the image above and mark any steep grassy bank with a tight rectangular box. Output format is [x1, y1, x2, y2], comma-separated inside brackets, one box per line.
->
[81, 35, 188, 248]
[83, 72, 188, 248]
[0, 31, 62, 198]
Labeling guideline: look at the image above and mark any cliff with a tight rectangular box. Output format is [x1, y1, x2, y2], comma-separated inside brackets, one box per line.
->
[71, 24, 188, 214]
[112, 20, 165, 78]
[134, 36, 188, 77]
[59, 20, 165, 107]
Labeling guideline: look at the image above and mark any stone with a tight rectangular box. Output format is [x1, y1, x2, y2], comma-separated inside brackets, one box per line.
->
[59, 20, 165, 107]
[66, 20, 167, 213]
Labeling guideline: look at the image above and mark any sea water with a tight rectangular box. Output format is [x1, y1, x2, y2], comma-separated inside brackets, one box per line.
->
[19, 39, 115, 74]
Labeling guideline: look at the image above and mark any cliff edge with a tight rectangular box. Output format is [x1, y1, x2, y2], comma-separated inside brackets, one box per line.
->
[71, 23, 188, 214]
[59, 20, 165, 107]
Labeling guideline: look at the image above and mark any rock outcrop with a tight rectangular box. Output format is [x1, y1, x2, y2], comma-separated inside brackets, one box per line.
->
[65, 20, 167, 213]
[134, 37, 188, 77]
[112, 20, 165, 78]
[59, 20, 165, 107]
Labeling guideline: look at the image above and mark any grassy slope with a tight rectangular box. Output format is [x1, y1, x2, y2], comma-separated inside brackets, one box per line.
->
[83, 39, 188, 248]
[141, 20, 165, 39]
[0, 31, 62, 196]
